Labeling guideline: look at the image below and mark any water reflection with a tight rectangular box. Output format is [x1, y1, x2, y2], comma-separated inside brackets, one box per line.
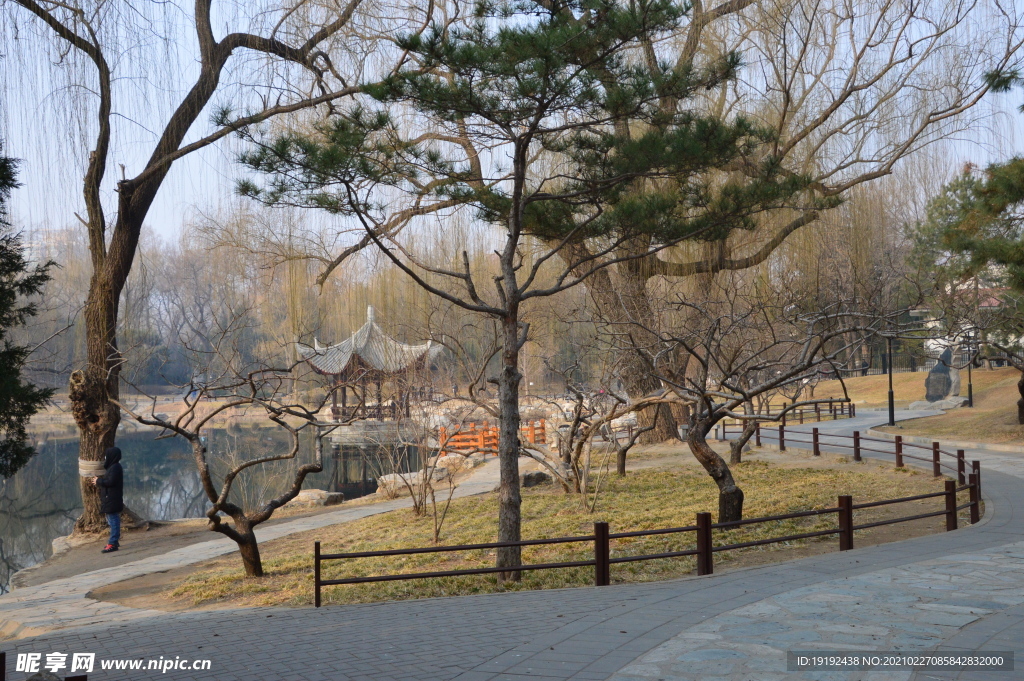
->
[0, 426, 420, 593]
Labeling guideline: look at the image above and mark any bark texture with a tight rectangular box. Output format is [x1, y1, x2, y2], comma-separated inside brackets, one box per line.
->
[1017, 370, 1024, 425]
[496, 314, 523, 581]
[687, 427, 744, 522]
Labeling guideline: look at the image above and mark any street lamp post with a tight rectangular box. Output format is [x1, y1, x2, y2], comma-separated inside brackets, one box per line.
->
[887, 335, 895, 426]
[966, 333, 974, 408]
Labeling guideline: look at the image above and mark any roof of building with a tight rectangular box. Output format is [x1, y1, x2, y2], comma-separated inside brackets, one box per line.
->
[297, 306, 443, 377]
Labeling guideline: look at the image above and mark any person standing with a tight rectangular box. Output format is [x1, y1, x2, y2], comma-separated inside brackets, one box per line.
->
[90, 446, 124, 553]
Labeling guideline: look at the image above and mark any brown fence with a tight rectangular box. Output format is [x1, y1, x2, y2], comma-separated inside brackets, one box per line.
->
[313, 431, 981, 606]
[438, 419, 546, 455]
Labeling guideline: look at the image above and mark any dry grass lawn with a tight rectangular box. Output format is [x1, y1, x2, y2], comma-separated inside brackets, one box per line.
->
[160, 459, 949, 609]
[816, 367, 1024, 445]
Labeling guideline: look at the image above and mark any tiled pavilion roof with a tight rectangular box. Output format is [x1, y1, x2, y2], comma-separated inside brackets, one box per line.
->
[297, 306, 443, 378]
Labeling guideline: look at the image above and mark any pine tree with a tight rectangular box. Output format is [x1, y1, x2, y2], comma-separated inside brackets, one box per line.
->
[0, 144, 53, 477]
[239, 0, 806, 546]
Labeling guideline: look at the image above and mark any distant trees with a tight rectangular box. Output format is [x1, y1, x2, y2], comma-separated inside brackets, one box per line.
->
[0, 145, 53, 477]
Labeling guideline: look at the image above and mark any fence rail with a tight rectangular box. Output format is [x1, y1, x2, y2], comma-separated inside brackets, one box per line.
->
[438, 419, 547, 455]
[313, 428, 982, 606]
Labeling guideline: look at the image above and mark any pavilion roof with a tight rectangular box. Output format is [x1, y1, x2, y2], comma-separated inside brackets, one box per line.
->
[297, 306, 443, 377]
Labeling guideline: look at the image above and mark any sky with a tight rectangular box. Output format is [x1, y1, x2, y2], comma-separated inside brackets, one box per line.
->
[2, 2, 1024, 245]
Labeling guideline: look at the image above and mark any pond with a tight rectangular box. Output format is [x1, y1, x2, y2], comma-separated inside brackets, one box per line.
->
[0, 425, 420, 593]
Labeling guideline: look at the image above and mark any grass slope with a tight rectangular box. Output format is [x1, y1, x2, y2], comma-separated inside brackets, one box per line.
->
[822, 366, 1024, 444]
[169, 460, 945, 608]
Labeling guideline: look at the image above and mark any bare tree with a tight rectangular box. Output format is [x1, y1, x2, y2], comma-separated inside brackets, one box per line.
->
[116, 361, 337, 577]
[1, 0, 410, 531]
[648, 281, 901, 521]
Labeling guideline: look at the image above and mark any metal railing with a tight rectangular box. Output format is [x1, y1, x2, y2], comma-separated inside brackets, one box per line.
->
[312, 431, 981, 606]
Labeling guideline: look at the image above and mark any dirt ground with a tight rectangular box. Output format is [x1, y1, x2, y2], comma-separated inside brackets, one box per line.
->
[85, 446, 971, 613]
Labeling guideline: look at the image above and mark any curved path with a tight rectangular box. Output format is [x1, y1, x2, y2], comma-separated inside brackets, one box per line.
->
[2, 411, 1023, 680]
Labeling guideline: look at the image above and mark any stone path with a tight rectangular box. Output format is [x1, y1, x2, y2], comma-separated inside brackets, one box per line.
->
[3, 412, 1024, 680]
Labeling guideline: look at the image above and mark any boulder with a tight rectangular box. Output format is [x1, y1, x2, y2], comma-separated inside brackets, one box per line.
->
[289, 489, 345, 507]
[434, 455, 468, 471]
[522, 471, 553, 487]
[924, 349, 953, 402]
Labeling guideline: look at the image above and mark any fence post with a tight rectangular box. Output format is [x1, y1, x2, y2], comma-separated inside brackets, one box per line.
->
[799, 408, 804, 424]
[957, 449, 966, 485]
[838, 495, 853, 551]
[853, 431, 861, 462]
[895, 435, 903, 468]
[815, 403, 821, 421]
[755, 422, 761, 447]
[945, 480, 958, 531]
[969, 473, 981, 524]
[314, 541, 322, 608]
[813, 427, 820, 456]
[778, 421, 786, 452]
[594, 521, 610, 586]
[973, 460, 982, 500]
[932, 442, 941, 477]
[696, 512, 713, 576]
[851, 403, 856, 418]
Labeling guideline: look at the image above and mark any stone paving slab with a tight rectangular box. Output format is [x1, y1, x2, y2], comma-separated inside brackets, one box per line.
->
[3, 413, 1024, 680]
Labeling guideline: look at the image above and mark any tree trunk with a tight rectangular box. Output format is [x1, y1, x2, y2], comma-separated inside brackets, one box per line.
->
[617, 447, 627, 476]
[1017, 370, 1024, 425]
[687, 427, 744, 522]
[496, 314, 523, 582]
[236, 529, 264, 577]
[70, 279, 123, 533]
[729, 404, 756, 465]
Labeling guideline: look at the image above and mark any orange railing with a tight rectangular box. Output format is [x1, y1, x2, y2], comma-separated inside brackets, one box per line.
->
[439, 419, 546, 455]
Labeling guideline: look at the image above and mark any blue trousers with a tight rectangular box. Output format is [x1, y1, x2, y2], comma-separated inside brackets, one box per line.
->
[105, 513, 121, 545]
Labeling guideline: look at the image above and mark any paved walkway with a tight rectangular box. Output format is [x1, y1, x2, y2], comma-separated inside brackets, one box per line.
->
[0, 458, 503, 639]
[2, 412, 1024, 680]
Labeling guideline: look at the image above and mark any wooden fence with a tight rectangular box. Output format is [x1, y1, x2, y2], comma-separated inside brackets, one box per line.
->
[313, 429, 980, 606]
[438, 419, 546, 455]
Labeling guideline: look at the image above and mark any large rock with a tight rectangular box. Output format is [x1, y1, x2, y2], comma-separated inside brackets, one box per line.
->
[522, 471, 553, 487]
[924, 349, 953, 402]
[376, 468, 449, 495]
[434, 454, 469, 471]
[289, 489, 345, 507]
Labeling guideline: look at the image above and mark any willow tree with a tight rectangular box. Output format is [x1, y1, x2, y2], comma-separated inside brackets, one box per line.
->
[2, 0, 391, 530]
[239, 0, 805, 571]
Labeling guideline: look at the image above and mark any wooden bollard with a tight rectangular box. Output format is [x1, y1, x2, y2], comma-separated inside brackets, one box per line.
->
[969, 473, 981, 524]
[945, 480, 958, 531]
[696, 512, 713, 575]
[895, 435, 903, 468]
[838, 495, 853, 551]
